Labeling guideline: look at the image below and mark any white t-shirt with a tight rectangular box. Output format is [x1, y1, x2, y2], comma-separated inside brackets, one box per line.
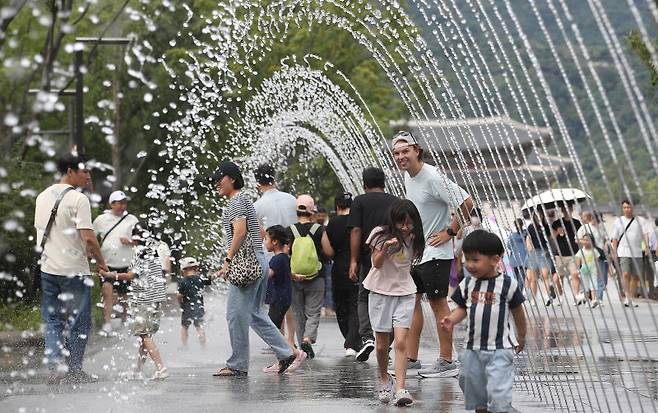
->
[612, 216, 648, 258]
[156, 241, 171, 272]
[577, 223, 606, 249]
[254, 188, 297, 230]
[93, 212, 139, 268]
[34, 184, 93, 276]
[405, 163, 470, 263]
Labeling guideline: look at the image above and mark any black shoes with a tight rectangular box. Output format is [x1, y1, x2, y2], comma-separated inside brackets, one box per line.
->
[300, 341, 315, 359]
[356, 339, 375, 362]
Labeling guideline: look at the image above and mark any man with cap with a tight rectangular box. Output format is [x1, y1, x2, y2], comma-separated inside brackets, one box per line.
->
[391, 131, 473, 378]
[177, 256, 211, 348]
[34, 151, 108, 384]
[93, 190, 139, 334]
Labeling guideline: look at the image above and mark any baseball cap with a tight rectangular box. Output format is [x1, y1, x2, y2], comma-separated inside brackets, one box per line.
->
[180, 257, 200, 270]
[296, 194, 317, 214]
[391, 131, 419, 147]
[209, 160, 244, 189]
[108, 190, 128, 204]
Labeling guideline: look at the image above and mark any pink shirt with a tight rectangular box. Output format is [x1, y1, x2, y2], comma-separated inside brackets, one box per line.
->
[362, 227, 417, 296]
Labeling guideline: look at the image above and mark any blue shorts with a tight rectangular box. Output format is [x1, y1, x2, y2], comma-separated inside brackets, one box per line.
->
[459, 349, 515, 412]
[526, 250, 550, 271]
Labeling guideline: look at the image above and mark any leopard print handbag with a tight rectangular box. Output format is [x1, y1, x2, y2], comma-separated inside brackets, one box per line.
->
[226, 232, 263, 288]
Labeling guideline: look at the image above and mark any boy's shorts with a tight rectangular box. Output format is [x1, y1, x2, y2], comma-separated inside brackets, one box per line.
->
[411, 259, 452, 299]
[129, 302, 161, 336]
[554, 255, 578, 277]
[368, 292, 415, 333]
[459, 349, 514, 412]
[181, 310, 204, 328]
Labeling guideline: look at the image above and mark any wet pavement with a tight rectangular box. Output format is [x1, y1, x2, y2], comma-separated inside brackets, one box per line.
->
[0, 282, 552, 412]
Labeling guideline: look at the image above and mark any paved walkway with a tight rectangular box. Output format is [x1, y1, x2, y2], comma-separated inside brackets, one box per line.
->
[0, 282, 553, 412]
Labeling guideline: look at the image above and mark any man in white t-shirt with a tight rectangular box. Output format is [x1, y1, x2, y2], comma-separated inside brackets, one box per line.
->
[392, 131, 473, 378]
[93, 190, 139, 333]
[612, 199, 650, 307]
[34, 152, 108, 384]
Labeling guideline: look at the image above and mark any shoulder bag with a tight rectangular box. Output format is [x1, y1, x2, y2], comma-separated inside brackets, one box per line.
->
[31, 186, 74, 292]
[226, 232, 263, 288]
[99, 213, 130, 246]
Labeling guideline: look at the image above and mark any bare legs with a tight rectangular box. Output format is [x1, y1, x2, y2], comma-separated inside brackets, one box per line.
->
[376, 328, 409, 392]
[136, 335, 165, 372]
[406, 294, 423, 360]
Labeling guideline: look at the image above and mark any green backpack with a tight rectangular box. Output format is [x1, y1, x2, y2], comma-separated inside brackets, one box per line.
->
[290, 223, 322, 279]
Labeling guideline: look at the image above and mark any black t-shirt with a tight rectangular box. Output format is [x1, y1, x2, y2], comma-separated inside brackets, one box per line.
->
[265, 253, 292, 307]
[326, 214, 356, 289]
[552, 218, 582, 256]
[289, 222, 326, 274]
[177, 275, 211, 314]
[527, 222, 552, 251]
[347, 191, 399, 259]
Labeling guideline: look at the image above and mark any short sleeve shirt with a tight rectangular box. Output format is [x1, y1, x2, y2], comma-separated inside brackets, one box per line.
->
[552, 218, 582, 256]
[254, 189, 298, 230]
[129, 251, 166, 304]
[362, 227, 416, 296]
[34, 184, 93, 276]
[405, 164, 470, 263]
[177, 275, 209, 314]
[265, 253, 292, 307]
[612, 216, 647, 258]
[222, 192, 263, 252]
[451, 274, 524, 350]
[347, 192, 399, 258]
[576, 248, 599, 277]
[93, 212, 139, 268]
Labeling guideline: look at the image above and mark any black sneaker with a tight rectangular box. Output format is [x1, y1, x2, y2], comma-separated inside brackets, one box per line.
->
[277, 354, 296, 374]
[300, 341, 315, 359]
[545, 298, 552, 307]
[549, 285, 557, 299]
[356, 339, 375, 362]
[64, 370, 98, 384]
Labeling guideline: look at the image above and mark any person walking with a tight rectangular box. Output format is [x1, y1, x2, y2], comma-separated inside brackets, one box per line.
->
[177, 257, 211, 349]
[34, 152, 108, 384]
[364, 200, 425, 406]
[210, 160, 297, 376]
[525, 211, 554, 306]
[253, 163, 298, 345]
[391, 131, 473, 378]
[289, 194, 334, 358]
[612, 199, 651, 307]
[93, 190, 139, 334]
[506, 218, 528, 290]
[577, 211, 609, 303]
[347, 167, 399, 362]
[326, 192, 360, 357]
[551, 204, 583, 305]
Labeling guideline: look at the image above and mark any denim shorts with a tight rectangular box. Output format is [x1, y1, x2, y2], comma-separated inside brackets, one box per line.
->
[459, 349, 515, 412]
[368, 292, 415, 333]
[526, 250, 550, 271]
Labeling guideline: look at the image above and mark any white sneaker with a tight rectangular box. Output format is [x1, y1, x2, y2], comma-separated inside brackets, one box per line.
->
[99, 323, 113, 336]
[418, 359, 459, 378]
[345, 348, 357, 358]
[591, 299, 600, 308]
[151, 368, 169, 380]
[393, 388, 413, 406]
[377, 373, 395, 403]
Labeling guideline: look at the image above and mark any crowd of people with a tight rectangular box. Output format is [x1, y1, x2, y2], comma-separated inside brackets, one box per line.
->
[33, 130, 658, 411]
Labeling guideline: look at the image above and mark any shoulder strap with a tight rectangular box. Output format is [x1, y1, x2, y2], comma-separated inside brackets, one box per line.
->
[309, 223, 321, 235]
[39, 186, 75, 253]
[618, 217, 635, 244]
[100, 213, 131, 246]
[290, 224, 301, 239]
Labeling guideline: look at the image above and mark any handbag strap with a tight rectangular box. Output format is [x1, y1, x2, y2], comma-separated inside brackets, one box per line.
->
[39, 186, 75, 253]
[618, 217, 635, 244]
[100, 213, 130, 246]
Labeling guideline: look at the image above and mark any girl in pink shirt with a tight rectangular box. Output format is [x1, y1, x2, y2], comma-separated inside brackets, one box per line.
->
[363, 199, 425, 406]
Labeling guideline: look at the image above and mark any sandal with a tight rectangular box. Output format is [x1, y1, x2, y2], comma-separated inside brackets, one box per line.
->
[213, 367, 247, 377]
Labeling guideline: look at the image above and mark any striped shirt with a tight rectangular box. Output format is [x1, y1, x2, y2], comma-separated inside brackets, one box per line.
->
[451, 273, 525, 351]
[129, 249, 166, 305]
[222, 192, 263, 252]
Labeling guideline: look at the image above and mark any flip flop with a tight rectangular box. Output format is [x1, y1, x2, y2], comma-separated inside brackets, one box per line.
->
[213, 367, 247, 377]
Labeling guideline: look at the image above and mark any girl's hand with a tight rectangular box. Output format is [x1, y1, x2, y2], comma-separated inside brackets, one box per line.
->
[440, 316, 454, 332]
[384, 238, 399, 248]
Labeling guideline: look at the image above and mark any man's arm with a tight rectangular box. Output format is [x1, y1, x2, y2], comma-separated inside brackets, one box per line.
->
[428, 196, 473, 247]
[79, 228, 108, 272]
[349, 227, 362, 282]
[511, 305, 527, 353]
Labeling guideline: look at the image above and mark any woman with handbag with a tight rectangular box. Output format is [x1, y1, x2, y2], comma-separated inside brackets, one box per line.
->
[210, 160, 300, 377]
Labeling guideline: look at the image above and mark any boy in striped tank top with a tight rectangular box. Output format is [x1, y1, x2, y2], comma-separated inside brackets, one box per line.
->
[441, 230, 527, 413]
[101, 223, 169, 380]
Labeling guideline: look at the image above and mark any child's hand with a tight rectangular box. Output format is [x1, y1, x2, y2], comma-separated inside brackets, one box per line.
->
[440, 316, 454, 332]
[515, 337, 526, 354]
[384, 238, 399, 248]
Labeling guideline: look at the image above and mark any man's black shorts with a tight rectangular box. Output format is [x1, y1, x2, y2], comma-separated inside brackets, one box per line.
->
[102, 266, 131, 295]
[411, 259, 453, 299]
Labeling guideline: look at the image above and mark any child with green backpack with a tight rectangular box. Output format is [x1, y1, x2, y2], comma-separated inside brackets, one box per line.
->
[289, 195, 334, 358]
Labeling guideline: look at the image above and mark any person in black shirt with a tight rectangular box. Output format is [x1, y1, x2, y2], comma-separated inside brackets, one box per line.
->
[551, 204, 583, 305]
[347, 167, 399, 361]
[326, 192, 360, 356]
[525, 211, 554, 306]
[177, 257, 212, 348]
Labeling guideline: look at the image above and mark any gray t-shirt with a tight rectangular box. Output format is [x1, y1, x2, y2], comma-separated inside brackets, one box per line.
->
[254, 188, 297, 230]
[612, 216, 648, 258]
[405, 164, 470, 263]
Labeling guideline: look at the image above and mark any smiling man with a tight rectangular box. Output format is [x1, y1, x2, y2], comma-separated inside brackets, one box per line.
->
[391, 131, 473, 378]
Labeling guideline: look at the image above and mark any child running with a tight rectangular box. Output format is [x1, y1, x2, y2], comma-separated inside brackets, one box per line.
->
[101, 223, 169, 380]
[177, 257, 211, 348]
[441, 229, 527, 413]
[363, 199, 425, 406]
[575, 233, 600, 307]
[262, 225, 307, 372]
